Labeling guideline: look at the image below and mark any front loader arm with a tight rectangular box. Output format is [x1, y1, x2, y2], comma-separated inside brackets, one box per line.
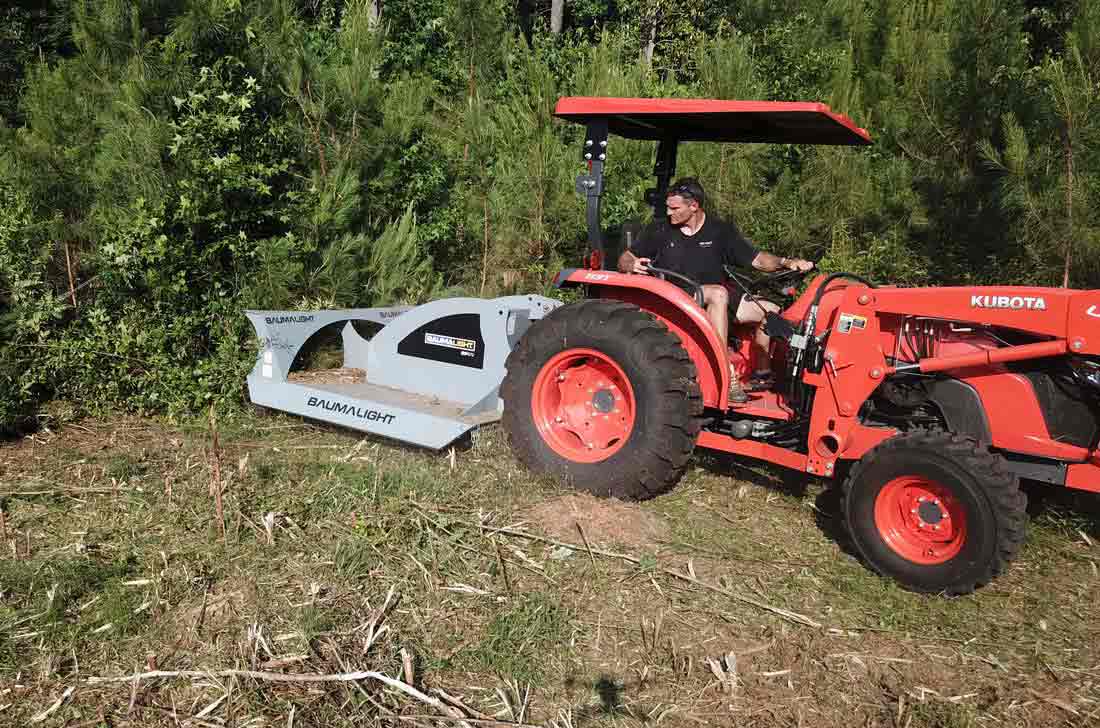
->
[866, 286, 1099, 355]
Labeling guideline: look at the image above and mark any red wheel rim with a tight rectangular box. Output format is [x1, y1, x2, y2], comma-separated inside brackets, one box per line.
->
[531, 348, 636, 464]
[873, 476, 967, 565]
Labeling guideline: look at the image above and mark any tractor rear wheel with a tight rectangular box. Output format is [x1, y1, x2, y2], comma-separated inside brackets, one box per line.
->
[841, 431, 1027, 595]
[501, 300, 703, 500]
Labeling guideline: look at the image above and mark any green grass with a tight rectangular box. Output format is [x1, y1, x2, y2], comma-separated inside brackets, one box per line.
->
[461, 591, 572, 682]
[1, 412, 1097, 727]
[0, 555, 147, 674]
[906, 699, 979, 728]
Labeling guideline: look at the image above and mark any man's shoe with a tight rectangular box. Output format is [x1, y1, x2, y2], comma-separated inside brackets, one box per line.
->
[747, 371, 774, 392]
[728, 375, 750, 405]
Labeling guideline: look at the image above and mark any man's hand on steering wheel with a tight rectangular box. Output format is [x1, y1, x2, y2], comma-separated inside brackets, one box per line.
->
[778, 256, 815, 273]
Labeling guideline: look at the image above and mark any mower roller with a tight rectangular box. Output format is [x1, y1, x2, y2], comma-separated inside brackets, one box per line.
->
[499, 96, 1100, 595]
[245, 295, 559, 449]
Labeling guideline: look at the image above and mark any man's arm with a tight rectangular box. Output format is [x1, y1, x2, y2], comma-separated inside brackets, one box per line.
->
[722, 219, 813, 273]
[618, 223, 659, 274]
[751, 251, 814, 273]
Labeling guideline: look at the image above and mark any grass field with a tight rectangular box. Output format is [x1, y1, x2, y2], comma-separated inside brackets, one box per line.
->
[2, 411, 1099, 727]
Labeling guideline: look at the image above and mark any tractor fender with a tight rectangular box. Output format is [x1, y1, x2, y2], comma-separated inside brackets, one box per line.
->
[554, 268, 730, 408]
[924, 378, 992, 445]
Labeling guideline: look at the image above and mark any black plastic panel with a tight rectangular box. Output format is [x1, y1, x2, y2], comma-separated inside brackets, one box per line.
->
[1022, 371, 1099, 449]
[397, 313, 486, 369]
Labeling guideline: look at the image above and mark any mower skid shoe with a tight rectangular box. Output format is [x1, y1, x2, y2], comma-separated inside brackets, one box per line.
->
[245, 296, 561, 449]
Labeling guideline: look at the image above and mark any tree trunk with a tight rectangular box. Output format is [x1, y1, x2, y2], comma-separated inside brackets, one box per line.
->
[642, 10, 657, 67]
[63, 241, 78, 308]
[1062, 122, 1074, 288]
[550, 0, 564, 34]
[368, 0, 382, 28]
[518, 0, 535, 41]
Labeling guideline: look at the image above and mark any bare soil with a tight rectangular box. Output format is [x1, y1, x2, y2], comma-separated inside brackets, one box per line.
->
[526, 492, 670, 549]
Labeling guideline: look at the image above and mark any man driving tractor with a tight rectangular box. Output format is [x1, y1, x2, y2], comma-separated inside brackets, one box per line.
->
[616, 178, 814, 404]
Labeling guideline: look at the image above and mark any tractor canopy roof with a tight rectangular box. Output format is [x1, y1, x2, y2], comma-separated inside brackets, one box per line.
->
[554, 97, 872, 146]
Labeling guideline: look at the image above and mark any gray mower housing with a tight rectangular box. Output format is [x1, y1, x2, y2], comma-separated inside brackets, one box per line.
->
[245, 295, 561, 449]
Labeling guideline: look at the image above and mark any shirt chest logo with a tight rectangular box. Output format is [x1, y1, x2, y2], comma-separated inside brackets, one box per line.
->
[698, 240, 713, 247]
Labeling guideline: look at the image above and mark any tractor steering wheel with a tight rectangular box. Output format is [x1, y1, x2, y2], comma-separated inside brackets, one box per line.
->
[646, 264, 706, 308]
[725, 265, 813, 303]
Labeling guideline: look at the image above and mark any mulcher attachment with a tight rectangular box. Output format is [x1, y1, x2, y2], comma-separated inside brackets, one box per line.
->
[245, 296, 561, 449]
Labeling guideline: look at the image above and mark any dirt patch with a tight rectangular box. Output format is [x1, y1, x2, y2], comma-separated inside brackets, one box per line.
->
[287, 367, 365, 385]
[525, 492, 669, 549]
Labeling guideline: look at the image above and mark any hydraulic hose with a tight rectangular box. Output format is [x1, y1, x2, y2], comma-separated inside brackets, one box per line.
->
[790, 272, 877, 415]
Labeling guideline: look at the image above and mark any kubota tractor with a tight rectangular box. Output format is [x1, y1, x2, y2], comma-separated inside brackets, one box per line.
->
[500, 97, 1100, 595]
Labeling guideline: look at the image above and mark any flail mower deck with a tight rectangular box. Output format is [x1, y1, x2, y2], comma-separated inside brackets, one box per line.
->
[245, 295, 560, 449]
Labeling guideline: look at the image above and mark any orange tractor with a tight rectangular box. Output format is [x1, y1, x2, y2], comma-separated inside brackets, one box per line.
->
[501, 97, 1100, 595]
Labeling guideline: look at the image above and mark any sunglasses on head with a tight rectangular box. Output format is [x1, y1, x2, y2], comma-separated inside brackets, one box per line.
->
[667, 185, 700, 203]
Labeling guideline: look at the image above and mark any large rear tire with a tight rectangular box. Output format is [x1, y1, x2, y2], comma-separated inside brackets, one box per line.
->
[501, 300, 703, 500]
[841, 431, 1027, 594]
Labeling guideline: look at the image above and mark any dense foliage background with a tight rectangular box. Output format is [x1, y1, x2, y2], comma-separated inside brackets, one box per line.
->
[2, 0, 1099, 431]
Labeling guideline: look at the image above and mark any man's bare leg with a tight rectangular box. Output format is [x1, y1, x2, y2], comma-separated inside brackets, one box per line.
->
[734, 296, 781, 376]
[701, 285, 751, 404]
[701, 284, 729, 344]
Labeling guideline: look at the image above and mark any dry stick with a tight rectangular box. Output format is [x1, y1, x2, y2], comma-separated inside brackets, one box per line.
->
[64, 242, 78, 308]
[208, 404, 226, 544]
[1, 487, 135, 497]
[574, 522, 597, 567]
[494, 540, 513, 594]
[410, 505, 557, 584]
[480, 197, 489, 297]
[484, 525, 821, 628]
[434, 688, 498, 722]
[399, 717, 540, 728]
[30, 686, 74, 723]
[86, 669, 475, 728]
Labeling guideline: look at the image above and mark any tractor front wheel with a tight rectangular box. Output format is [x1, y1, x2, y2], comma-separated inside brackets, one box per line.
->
[841, 431, 1027, 595]
[501, 300, 703, 500]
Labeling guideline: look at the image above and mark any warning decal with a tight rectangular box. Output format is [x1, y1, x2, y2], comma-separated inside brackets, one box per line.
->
[837, 313, 867, 334]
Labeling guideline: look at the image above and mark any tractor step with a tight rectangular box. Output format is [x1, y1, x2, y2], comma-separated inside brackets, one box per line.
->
[245, 295, 561, 449]
[729, 389, 793, 420]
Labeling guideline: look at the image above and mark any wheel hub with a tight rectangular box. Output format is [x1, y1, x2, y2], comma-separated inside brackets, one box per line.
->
[592, 389, 615, 413]
[917, 500, 944, 525]
[874, 476, 967, 565]
[532, 348, 636, 463]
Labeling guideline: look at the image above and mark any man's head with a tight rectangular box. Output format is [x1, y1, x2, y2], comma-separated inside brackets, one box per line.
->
[665, 178, 705, 226]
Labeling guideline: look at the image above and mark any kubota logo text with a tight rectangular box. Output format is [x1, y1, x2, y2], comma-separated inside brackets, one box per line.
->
[970, 295, 1046, 311]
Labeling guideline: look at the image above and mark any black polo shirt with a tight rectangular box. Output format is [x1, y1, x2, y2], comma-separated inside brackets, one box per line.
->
[630, 214, 758, 286]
